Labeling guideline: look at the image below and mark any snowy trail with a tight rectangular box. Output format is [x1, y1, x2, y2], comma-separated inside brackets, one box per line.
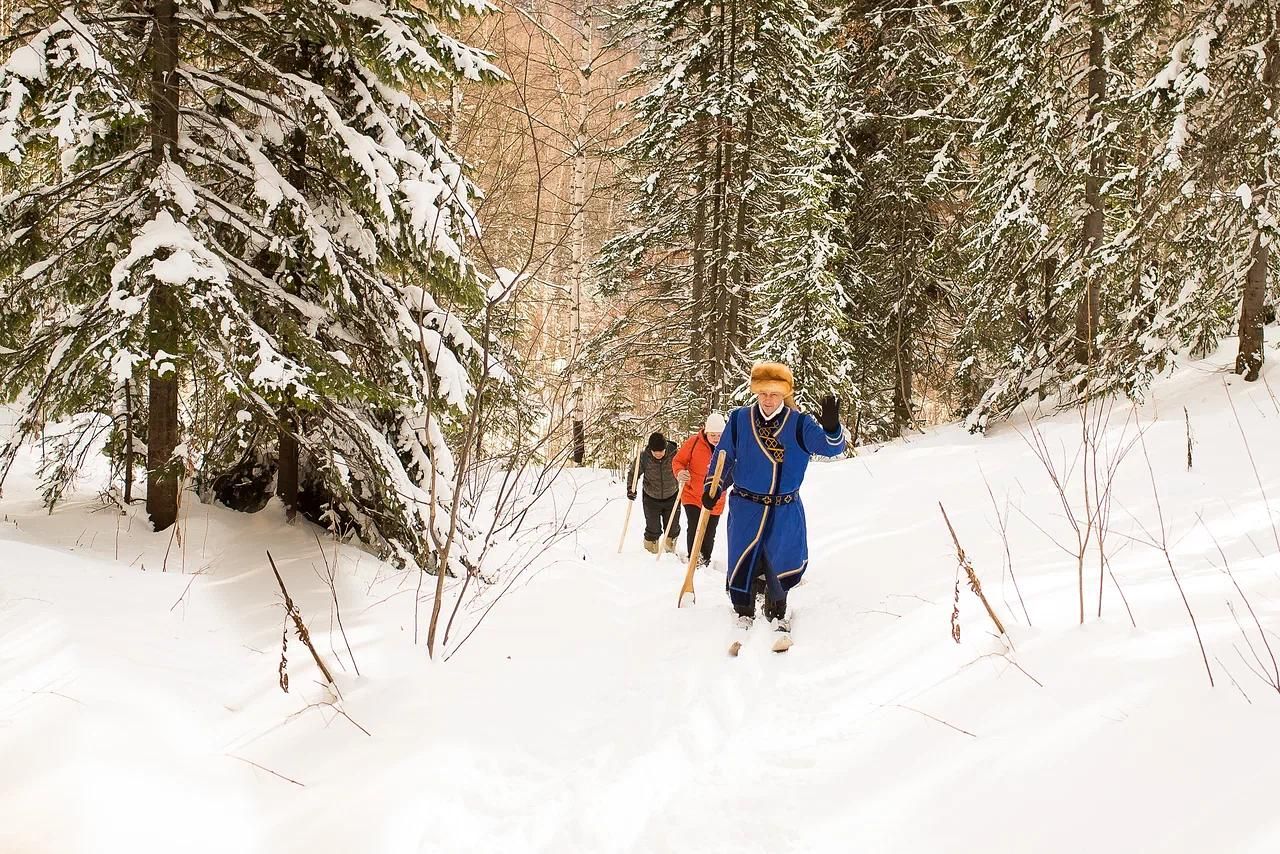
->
[6, 342, 1280, 852]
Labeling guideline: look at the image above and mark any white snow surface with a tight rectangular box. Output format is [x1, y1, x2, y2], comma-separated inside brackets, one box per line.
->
[5, 339, 1280, 853]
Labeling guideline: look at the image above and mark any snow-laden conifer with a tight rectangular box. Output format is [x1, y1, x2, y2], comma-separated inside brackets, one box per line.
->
[0, 1, 500, 572]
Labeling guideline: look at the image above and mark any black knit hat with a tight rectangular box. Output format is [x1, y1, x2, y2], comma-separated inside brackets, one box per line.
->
[647, 432, 666, 452]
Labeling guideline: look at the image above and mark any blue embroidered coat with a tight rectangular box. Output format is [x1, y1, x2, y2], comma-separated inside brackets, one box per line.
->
[707, 403, 846, 600]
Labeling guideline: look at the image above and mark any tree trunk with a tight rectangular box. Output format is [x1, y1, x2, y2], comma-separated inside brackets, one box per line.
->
[705, 124, 726, 406]
[568, 7, 591, 464]
[691, 171, 708, 401]
[277, 412, 299, 520]
[123, 378, 134, 504]
[728, 49, 756, 383]
[893, 335, 913, 436]
[146, 0, 180, 532]
[1237, 18, 1279, 382]
[893, 200, 914, 436]
[1015, 273, 1032, 346]
[277, 47, 312, 521]
[1238, 235, 1269, 381]
[710, 0, 738, 406]
[689, 7, 711, 404]
[1042, 255, 1058, 339]
[1074, 0, 1107, 366]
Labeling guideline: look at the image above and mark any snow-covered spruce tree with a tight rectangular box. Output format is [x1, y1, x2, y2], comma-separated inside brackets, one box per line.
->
[0, 2, 500, 572]
[1138, 2, 1280, 383]
[598, 0, 822, 419]
[750, 49, 858, 420]
[819, 2, 964, 439]
[956, 0, 1176, 430]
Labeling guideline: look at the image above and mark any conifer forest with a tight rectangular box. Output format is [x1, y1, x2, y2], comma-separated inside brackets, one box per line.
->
[3, 1, 1276, 553]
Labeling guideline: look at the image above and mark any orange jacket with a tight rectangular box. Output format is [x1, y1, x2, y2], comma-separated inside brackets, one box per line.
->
[672, 431, 726, 515]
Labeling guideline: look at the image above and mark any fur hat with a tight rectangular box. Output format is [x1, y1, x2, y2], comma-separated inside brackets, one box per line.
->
[647, 431, 667, 452]
[750, 362, 794, 396]
[704, 412, 726, 433]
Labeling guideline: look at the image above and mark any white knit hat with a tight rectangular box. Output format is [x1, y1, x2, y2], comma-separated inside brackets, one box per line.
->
[704, 412, 726, 433]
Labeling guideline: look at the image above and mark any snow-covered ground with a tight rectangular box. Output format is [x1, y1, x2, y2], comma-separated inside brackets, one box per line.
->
[5, 339, 1280, 853]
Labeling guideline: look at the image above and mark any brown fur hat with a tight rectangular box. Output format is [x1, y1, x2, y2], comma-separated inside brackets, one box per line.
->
[750, 362, 794, 397]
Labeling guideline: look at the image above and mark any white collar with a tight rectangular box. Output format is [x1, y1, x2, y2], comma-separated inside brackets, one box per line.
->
[757, 402, 784, 422]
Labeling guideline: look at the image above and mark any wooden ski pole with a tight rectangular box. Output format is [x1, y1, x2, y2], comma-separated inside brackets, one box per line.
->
[655, 494, 683, 560]
[678, 451, 725, 608]
[617, 443, 644, 554]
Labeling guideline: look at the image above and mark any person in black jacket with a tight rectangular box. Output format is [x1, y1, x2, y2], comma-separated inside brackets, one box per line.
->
[627, 432, 682, 554]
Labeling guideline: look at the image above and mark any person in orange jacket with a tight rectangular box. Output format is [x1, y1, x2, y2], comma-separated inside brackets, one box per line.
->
[672, 412, 727, 567]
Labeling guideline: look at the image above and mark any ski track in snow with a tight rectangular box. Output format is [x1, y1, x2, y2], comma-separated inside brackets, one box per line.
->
[5, 340, 1280, 852]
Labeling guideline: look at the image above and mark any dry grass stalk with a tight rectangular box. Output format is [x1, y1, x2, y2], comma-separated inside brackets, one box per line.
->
[1132, 435, 1214, 687]
[267, 550, 338, 693]
[315, 532, 359, 677]
[939, 502, 1007, 638]
[278, 616, 289, 693]
[1222, 379, 1280, 554]
[1015, 399, 1140, 625]
[979, 464, 1032, 626]
[1184, 406, 1194, 470]
[1197, 513, 1279, 693]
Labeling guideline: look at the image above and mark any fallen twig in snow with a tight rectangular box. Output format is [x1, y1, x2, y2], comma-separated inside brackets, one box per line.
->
[958, 651, 1045, 689]
[884, 703, 977, 738]
[887, 593, 935, 604]
[27, 687, 84, 706]
[1262, 376, 1280, 415]
[1215, 656, 1254, 705]
[286, 701, 372, 737]
[168, 566, 209, 613]
[227, 754, 305, 787]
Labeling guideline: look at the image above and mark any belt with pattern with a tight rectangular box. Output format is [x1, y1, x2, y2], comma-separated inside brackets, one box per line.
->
[733, 487, 798, 506]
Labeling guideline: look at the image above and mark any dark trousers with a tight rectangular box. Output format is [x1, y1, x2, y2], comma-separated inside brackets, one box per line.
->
[729, 550, 787, 621]
[683, 504, 720, 564]
[642, 493, 681, 542]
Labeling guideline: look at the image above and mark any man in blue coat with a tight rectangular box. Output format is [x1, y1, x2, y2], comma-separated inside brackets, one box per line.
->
[701, 362, 845, 635]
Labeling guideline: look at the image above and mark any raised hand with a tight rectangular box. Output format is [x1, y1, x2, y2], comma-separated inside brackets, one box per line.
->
[818, 394, 840, 434]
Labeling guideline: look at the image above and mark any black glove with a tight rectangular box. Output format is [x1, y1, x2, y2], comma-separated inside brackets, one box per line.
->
[701, 482, 719, 510]
[627, 490, 637, 501]
[818, 394, 840, 434]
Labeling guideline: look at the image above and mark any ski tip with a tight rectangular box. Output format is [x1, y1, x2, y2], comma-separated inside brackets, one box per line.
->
[678, 591, 695, 608]
[728, 641, 743, 657]
[771, 635, 793, 653]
